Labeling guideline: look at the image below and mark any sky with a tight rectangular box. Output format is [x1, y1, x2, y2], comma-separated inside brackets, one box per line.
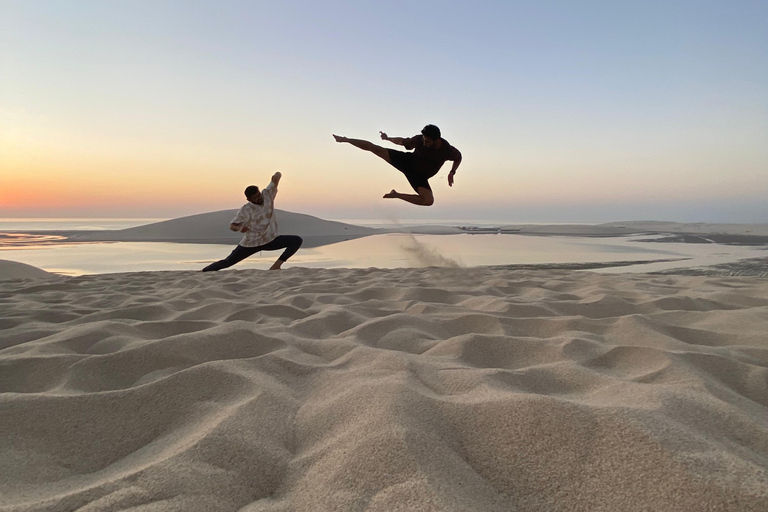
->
[1, 0, 767, 223]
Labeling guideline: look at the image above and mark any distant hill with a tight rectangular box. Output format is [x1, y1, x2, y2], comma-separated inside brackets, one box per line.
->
[0, 259, 59, 281]
[70, 209, 381, 247]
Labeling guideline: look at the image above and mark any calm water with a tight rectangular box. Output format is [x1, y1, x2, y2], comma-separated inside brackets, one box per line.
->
[0, 218, 165, 231]
[1, 231, 765, 276]
[1, 218, 766, 276]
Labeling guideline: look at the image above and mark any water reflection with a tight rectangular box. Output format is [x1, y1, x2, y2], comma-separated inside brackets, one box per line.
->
[1, 233, 764, 276]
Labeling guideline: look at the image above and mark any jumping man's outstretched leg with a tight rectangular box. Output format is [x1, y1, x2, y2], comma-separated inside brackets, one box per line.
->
[383, 187, 434, 206]
[333, 135, 391, 163]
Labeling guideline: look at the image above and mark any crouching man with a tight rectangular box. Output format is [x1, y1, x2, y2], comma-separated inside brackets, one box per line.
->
[203, 172, 303, 271]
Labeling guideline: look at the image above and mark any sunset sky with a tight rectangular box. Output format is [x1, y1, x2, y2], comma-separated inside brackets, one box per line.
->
[2, 1, 766, 223]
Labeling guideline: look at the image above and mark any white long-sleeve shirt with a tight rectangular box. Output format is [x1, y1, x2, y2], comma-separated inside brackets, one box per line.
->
[231, 182, 279, 247]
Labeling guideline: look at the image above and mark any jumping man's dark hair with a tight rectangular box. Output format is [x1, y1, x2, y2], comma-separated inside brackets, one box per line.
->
[421, 124, 441, 139]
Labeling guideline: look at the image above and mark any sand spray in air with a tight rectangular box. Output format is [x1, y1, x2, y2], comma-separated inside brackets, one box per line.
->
[385, 213, 463, 268]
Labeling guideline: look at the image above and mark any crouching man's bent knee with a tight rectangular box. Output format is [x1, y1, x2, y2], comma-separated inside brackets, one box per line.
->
[264, 235, 303, 263]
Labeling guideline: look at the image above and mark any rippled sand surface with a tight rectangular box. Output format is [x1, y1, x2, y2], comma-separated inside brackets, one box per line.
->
[1, 267, 767, 511]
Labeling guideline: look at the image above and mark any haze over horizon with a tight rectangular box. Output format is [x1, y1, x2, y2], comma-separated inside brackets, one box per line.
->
[2, 1, 766, 223]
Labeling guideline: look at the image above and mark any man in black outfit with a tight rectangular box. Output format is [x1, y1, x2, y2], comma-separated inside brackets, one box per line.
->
[333, 124, 462, 206]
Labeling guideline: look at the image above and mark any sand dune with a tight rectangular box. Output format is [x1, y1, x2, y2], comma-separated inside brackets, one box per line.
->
[0, 259, 59, 281]
[1, 267, 767, 510]
[67, 210, 380, 247]
[10, 212, 768, 251]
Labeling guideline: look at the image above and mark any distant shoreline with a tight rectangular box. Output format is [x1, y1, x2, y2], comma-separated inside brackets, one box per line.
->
[2, 215, 768, 277]
[3, 215, 768, 247]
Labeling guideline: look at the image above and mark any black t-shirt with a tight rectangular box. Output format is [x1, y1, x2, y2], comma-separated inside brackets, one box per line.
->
[402, 135, 461, 177]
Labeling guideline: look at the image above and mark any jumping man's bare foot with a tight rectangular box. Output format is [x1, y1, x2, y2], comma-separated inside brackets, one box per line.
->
[333, 135, 348, 143]
[383, 189, 399, 199]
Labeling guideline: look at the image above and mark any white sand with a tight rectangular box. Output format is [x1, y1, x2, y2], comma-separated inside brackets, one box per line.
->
[0, 259, 59, 281]
[1, 266, 767, 511]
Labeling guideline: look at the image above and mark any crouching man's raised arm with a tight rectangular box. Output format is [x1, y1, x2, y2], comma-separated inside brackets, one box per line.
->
[270, 171, 282, 197]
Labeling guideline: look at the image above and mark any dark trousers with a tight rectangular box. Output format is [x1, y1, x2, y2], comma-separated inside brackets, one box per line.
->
[202, 235, 303, 272]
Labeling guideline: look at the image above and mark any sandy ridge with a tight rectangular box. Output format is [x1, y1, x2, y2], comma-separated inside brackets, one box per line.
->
[0, 259, 60, 281]
[1, 267, 767, 510]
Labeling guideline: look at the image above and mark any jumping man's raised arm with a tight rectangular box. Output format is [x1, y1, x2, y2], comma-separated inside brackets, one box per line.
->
[379, 131, 406, 146]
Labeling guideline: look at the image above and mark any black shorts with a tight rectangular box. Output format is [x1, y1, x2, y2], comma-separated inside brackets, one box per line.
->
[387, 149, 432, 192]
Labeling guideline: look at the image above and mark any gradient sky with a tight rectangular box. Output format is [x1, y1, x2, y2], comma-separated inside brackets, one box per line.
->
[2, 0, 767, 222]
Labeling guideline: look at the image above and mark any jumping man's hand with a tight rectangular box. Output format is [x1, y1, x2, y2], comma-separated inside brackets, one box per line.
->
[448, 171, 456, 187]
[379, 131, 388, 141]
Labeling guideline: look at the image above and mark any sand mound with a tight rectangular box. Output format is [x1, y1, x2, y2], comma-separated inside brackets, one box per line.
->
[1, 268, 767, 510]
[0, 259, 59, 281]
[69, 209, 379, 247]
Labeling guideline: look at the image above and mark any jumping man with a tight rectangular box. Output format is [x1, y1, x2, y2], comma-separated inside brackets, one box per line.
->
[333, 124, 462, 206]
[202, 172, 303, 271]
